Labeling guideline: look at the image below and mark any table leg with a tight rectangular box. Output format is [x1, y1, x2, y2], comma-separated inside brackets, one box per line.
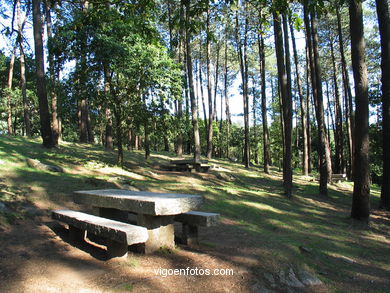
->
[136, 214, 175, 254]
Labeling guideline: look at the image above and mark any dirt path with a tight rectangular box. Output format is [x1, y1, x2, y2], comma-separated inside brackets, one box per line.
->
[0, 209, 332, 293]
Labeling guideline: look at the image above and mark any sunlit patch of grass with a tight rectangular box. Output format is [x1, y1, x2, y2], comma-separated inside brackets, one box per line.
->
[1, 135, 389, 292]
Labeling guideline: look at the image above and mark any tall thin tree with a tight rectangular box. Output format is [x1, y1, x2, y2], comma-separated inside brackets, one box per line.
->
[184, 0, 201, 161]
[32, 0, 54, 148]
[375, 0, 390, 210]
[349, 0, 370, 221]
[274, 10, 293, 197]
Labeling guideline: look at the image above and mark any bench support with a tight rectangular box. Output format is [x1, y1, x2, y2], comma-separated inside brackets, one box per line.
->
[182, 224, 199, 246]
[137, 214, 175, 254]
[69, 226, 85, 242]
[107, 239, 128, 258]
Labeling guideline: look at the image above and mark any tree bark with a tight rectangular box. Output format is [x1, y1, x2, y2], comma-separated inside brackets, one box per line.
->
[184, 0, 201, 161]
[329, 33, 344, 174]
[235, 10, 250, 168]
[45, 0, 59, 145]
[198, 39, 208, 138]
[206, 7, 214, 159]
[103, 66, 113, 150]
[17, 0, 31, 137]
[7, 45, 17, 135]
[306, 43, 312, 174]
[376, 0, 390, 210]
[304, 3, 331, 195]
[349, 0, 370, 221]
[274, 11, 293, 198]
[114, 109, 123, 167]
[224, 31, 231, 158]
[290, 18, 308, 175]
[32, 0, 54, 148]
[258, 32, 271, 173]
[336, 6, 354, 179]
[312, 11, 333, 185]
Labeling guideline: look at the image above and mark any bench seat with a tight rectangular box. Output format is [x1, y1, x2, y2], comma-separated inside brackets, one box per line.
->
[52, 209, 148, 257]
[174, 211, 219, 227]
[174, 211, 220, 245]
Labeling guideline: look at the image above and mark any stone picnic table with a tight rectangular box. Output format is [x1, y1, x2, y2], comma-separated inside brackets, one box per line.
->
[167, 159, 210, 172]
[73, 189, 203, 253]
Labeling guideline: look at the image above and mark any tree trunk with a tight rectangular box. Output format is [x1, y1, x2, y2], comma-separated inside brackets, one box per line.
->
[184, 0, 201, 161]
[252, 77, 259, 164]
[103, 66, 113, 150]
[114, 109, 123, 167]
[349, 0, 370, 221]
[17, 0, 31, 137]
[45, 0, 59, 145]
[258, 32, 271, 173]
[78, 1, 91, 144]
[144, 121, 150, 160]
[224, 32, 231, 159]
[305, 42, 312, 174]
[198, 39, 208, 137]
[206, 7, 214, 159]
[32, 0, 54, 148]
[290, 18, 308, 175]
[19, 42, 31, 137]
[7, 45, 17, 135]
[274, 11, 293, 198]
[336, 6, 354, 179]
[79, 99, 89, 143]
[235, 10, 250, 168]
[312, 11, 333, 185]
[376, 0, 390, 210]
[304, 4, 330, 195]
[330, 34, 344, 174]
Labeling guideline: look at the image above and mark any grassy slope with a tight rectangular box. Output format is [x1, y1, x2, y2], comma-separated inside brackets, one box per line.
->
[0, 135, 389, 292]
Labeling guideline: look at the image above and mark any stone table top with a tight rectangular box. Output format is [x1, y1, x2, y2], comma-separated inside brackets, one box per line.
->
[73, 189, 203, 216]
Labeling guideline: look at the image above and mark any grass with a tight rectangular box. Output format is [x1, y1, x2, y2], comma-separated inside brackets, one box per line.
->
[0, 135, 389, 292]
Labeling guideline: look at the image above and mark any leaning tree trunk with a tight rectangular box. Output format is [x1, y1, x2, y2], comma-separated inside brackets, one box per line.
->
[375, 0, 390, 210]
[349, 0, 370, 221]
[274, 11, 293, 198]
[32, 0, 54, 148]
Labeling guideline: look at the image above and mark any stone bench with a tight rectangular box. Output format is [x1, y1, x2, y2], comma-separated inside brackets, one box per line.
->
[174, 211, 220, 245]
[52, 209, 148, 258]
